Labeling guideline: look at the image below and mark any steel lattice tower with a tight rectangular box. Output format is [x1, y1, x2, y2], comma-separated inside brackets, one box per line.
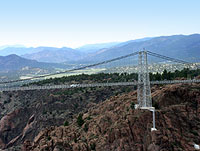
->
[137, 51, 152, 107]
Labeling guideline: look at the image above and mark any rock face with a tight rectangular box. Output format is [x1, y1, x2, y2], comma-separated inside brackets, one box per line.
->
[23, 83, 200, 151]
[0, 108, 33, 149]
[0, 86, 130, 150]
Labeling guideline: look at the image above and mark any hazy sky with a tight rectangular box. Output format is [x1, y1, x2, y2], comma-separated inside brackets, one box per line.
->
[0, 0, 200, 48]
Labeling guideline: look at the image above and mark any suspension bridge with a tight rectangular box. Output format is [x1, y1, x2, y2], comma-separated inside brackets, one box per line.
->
[1, 79, 200, 92]
[1, 50, 200, 131]
[0, 50, 200, 99]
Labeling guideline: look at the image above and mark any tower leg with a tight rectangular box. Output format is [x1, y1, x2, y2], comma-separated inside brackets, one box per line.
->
[137, 50, 152, 108]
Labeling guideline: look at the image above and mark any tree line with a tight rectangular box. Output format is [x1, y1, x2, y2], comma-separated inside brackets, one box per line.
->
[28, 68, 200, 86]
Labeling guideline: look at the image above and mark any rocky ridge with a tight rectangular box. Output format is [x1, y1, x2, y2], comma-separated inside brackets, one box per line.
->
[0, 86, 131, 150]
[22, 83, 200, 151]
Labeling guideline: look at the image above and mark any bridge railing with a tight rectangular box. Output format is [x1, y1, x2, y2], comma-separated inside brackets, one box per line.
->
[0, 79, 200, 92]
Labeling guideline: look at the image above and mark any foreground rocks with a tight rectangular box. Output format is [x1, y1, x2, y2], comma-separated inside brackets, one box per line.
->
[22, 83, 200, 151]
[0, 86, 130, 150]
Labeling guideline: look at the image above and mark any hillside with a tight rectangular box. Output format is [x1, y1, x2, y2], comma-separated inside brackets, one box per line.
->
[22, 47, 83, 63]
[22, 83, 200, 151]
[0, 54, 69, 72]
[76, 42, 121, 53]
[0, 84, 133, 150]
[78, 34, 200, 63]
[0, 47, 54, 56]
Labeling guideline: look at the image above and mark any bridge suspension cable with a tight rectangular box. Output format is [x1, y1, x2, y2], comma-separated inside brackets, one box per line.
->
[0, 50, 199, 89]
[147, 51, 199, 67]
[0, 51, 139, 85]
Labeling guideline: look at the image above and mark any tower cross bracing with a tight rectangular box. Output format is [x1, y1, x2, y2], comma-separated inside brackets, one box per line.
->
[137, 51, 152, 108]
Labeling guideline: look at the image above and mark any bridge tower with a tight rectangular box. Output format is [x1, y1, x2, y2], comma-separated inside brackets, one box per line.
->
[137, 50, 152, 107]
[136, 50, 156, 131]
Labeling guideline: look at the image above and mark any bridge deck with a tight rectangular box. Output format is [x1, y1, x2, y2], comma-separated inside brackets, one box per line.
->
[0, 79, 200, 92]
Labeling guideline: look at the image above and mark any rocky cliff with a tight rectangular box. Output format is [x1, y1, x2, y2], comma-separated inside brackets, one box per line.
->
[0, 86, 132, 150]
[21, 83, 200, 151]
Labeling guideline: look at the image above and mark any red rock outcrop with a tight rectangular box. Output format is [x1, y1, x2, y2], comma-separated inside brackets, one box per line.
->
[23, 84, 200, 151]
[0, 86, 132, 150]
[0, 107, 36, 149]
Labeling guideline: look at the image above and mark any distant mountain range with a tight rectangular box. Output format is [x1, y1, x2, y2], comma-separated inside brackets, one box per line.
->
[77, 34, 200, 63]
[22, 47, 83, 63]
[0, 45, 25, 50]
[0, 37, 153, 63]
[0, 34, 199, 72]
[0, 47, 61, 56]
[76, 42, 121, 53]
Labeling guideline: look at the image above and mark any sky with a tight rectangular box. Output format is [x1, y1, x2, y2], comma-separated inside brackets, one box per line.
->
[0, 0, 200, 48]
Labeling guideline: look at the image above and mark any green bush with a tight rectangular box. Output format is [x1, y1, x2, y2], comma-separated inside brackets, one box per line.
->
[130, 102, 135, 110]
[77, 113, 84, 127]
[87, 116, 92, 120]
[83, 123, 88, 132]
[152, 100, 159, 109]
[47, 136, 51, 141]
[74, 137, 77, 143]
[64, 121, 69, 126]
[190, 130, 198, 136]
[90, 143, 96, 150]
[74, 103, 79, 109]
